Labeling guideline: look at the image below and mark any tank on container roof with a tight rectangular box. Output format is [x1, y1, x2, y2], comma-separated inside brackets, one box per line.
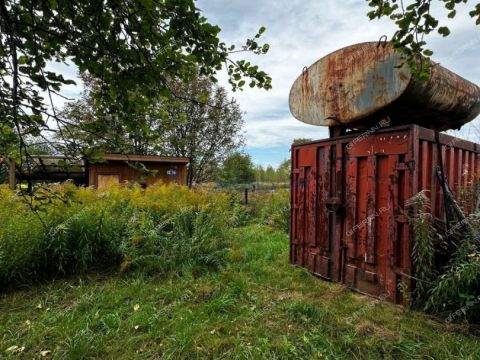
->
[289, 42, 480, 132]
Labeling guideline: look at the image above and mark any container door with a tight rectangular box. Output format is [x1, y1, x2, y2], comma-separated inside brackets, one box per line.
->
[343, 130, 410, 299]
[291, 149, 317, 272]
[314, 144, 337, 280]
[291, 144, 336, 280]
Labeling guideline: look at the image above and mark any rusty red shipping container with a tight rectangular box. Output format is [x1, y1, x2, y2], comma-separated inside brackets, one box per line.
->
[290, 124, 480, 304]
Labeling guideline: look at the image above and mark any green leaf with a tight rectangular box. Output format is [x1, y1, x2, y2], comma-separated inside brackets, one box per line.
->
[445, 2, 455, 11]
[18, 56, 28, 65]
[438, 26, 451, 37]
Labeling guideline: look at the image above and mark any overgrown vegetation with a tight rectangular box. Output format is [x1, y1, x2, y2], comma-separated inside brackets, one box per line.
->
[2, 181, 480, 358]
[1, 225, 479, 359]
[0, 184, 232, 287]
[248, 190, 290, 233]
[427, 236, 480, 322]
[0, 184, 289, 289]
[224, 189, 290, 232]
[408, 189, 480, 324]
[406, 191, 439, 307]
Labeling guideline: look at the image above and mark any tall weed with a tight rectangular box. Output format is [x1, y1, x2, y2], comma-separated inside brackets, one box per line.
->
[248, 190, 290, 233]
[408, 190, 480, 323]
[0, 183, 230, 288]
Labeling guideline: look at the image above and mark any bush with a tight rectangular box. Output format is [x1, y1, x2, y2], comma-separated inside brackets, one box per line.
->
[119, 206, 229, 276]
[408, 191, 480, 323]
[0, 183, 231, 288]
[249, 190, 290, 233]
[425, 232, 480, 324]
[221, 189, 290, 232]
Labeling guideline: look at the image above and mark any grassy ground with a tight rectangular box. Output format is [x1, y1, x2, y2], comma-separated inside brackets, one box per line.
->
[1, 225, 479, 359]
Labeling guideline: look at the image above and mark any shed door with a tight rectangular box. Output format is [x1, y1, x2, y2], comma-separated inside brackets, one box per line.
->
[97, 174, 120, 189]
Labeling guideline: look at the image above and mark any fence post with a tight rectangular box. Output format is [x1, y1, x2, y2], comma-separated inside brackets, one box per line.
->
[8, 159, 16, 190]
[244, 188, 248, 205]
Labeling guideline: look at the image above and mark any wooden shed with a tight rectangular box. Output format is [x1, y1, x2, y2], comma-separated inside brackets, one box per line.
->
[7, 154, 189, 189]
[87, 154, 189, 189]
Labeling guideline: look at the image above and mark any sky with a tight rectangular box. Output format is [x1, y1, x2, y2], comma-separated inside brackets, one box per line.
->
[50, 0, 480, 168]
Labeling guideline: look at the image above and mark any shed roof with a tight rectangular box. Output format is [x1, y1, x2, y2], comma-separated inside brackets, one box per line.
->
[101, 154, 189, 164]
[17, 155, 86, 183]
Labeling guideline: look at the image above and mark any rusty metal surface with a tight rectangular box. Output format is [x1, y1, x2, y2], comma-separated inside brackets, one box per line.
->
[289, 42, 480, 131]
[290, 124, 480, 304]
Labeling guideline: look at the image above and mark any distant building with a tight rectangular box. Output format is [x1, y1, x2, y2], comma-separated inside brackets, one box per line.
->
[8, 154, 189, 189]
[87, 154, 188, 189]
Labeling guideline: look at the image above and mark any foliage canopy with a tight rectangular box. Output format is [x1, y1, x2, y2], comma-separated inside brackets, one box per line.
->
[367, 0, 480, 79]
[0, 0, 271, 168]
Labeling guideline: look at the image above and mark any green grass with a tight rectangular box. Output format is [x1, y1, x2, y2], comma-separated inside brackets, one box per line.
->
[1, 225, 479, 359]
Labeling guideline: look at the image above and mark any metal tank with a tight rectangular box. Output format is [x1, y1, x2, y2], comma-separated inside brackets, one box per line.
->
[289, 42, 480, 131]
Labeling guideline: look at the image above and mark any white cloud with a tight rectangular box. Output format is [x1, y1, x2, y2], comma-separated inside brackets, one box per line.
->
[245, 117, 328, 148]
[198, 0, 480, 151]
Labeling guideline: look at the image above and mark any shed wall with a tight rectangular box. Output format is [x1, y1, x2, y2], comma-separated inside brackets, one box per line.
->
[88, 161, 187, 188]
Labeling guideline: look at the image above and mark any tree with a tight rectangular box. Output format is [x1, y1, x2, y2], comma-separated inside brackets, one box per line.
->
[254, 159, 290, 183]
[58, 72, 166, 157]
[276, 159, 291, 182]
[265, 165, 276, 182]
[366, 0, 480, 79]
[254, 165, 266, 182]
[218, 152, 255, 185]
[59, 72, 245, 188]
[161, 74, 244, 187]
[0, 0, 271, 177]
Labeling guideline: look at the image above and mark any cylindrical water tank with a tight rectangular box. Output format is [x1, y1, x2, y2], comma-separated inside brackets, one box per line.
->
[289, 42, 480, 131]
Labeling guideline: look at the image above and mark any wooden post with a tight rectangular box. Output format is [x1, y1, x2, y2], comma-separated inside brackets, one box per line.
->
[244, 188, 248, 205]
[8, 159, 16, 190]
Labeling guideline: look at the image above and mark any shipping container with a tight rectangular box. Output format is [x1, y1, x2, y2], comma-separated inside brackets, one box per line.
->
[290, 124, 480, 304]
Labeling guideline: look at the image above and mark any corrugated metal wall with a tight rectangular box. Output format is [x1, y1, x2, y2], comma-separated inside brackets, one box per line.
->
[291, 125, 480, 304]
